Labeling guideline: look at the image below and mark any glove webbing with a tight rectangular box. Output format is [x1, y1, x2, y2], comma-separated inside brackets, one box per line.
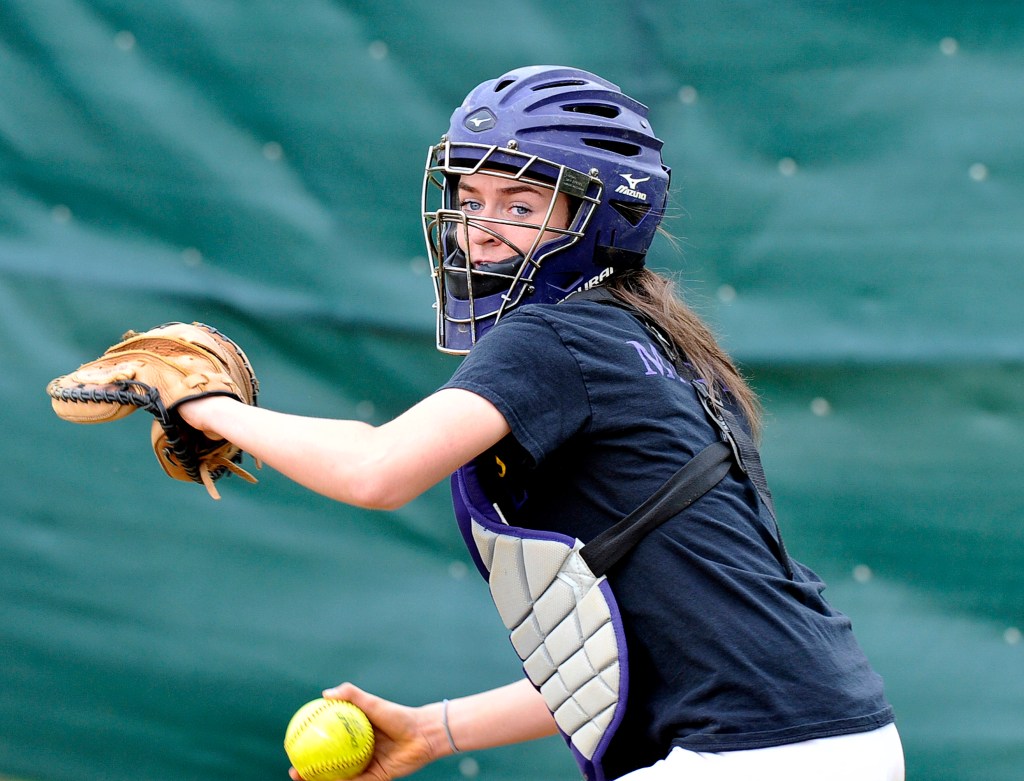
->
[49, 379, 253, 497]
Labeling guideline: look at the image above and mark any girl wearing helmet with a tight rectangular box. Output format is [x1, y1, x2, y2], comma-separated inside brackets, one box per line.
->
[180, 66, 903, 781]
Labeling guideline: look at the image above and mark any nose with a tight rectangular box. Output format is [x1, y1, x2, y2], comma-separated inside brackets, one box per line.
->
[468, 232, 499, 258]
[465, 216, 500, 248]
[455, 214, 504, 260]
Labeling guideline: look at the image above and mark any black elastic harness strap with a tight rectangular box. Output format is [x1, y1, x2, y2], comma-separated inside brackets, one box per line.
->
[568, 285, 795, 579]
[580, 440, 733, 577]
[720, 406, 775, 518]
[718, 406, 794, 577]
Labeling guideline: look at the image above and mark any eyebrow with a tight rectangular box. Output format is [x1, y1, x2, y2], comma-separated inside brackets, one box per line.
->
[457, 181, 547, 198]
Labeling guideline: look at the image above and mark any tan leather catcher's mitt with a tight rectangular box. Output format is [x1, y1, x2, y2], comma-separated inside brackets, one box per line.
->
[46, 322, 260, 500]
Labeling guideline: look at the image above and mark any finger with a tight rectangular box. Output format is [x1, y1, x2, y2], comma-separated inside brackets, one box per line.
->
[323, 682, 380, 715]
[322, 681, 360, 700]
[326, 683, 395, 727]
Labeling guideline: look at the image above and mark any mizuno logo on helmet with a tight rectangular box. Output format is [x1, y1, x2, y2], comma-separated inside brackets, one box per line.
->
[464, 109, 497, 132]
[615, 173, 650, 200]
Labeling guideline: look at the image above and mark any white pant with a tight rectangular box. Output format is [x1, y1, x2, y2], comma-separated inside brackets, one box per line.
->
[617, 724, 904, 781]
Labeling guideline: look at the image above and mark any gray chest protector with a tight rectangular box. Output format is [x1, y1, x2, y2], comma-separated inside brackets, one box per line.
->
[451, 436, 738, 781]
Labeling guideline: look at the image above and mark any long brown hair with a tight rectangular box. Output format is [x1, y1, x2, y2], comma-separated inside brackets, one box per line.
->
[608, 268, 762, 440]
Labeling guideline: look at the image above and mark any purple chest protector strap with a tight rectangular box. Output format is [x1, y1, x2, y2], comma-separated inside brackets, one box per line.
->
[451, 440, 732, 781]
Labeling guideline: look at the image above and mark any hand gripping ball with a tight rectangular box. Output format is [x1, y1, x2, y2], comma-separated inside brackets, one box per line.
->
[284, 699, 375, 781]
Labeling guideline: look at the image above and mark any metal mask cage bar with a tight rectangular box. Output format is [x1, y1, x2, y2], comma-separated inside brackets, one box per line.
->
[424, 138, 601, 210]
[421, 139, 604, 352]
[423, 140, 601, 268]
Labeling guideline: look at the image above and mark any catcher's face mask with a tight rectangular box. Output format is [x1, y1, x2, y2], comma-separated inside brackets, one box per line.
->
[422, 142, 595, 354]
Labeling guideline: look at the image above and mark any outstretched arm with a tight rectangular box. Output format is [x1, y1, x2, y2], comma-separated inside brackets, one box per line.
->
[291, 679, 557, 781]
[178, 387, 510, 509]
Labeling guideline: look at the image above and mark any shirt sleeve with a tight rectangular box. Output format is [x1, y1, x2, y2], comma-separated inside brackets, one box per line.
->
[440, 309, 592, 466]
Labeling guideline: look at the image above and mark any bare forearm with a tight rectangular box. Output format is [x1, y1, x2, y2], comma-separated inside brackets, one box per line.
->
[178, 389, 510, 509]
[439, 679, 557, 754]
[316, 679, 556, 780]
[182, 398, 397, 506]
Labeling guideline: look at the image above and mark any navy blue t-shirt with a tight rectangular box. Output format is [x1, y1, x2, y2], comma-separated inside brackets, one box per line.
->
[443, 298, 894, 779]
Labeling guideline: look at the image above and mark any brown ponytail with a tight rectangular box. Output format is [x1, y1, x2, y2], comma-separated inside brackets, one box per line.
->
[609, 269, 763, 440]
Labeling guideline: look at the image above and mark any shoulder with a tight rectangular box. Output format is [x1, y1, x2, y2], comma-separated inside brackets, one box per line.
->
[465, 305, 581, 363]
[457, 300, 621, 366]
[499, 298, 645, 347]
[515, 297, 630, 327]
[444, 301, 616, 389]
[443, 304, 607, 463]
[450, 297, 668, 394]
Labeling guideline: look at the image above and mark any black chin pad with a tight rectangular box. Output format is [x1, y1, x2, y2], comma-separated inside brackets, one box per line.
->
[443, 249, 526, 299]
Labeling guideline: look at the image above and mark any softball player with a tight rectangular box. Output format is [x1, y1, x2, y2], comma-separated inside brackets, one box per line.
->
[180, 66, 904, 781]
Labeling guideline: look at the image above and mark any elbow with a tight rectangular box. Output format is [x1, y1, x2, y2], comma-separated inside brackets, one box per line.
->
[328, 427, 439, 510]
[340, 468, 416, 511]
[357, 489, 410, 512]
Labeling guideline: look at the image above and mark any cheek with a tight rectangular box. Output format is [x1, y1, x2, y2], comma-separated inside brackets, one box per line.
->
[504, 225, 538, 250]
[539, 223, 567, 246]
[452, 223, 470, 252]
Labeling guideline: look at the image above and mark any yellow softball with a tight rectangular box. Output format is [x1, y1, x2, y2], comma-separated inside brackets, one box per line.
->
[284, 698, 375, 781]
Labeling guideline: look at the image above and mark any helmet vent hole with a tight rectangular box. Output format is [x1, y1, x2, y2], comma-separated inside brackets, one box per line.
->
[610, 200, 652, 226]
[495, 78, 516, 92]
[532, 79, 587, 91]
[563, 103, 621, 118]
[582, 138, 642, 157]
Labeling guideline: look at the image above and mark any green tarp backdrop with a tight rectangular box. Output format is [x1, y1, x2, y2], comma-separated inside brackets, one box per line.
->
[2, 2, 1022, 780]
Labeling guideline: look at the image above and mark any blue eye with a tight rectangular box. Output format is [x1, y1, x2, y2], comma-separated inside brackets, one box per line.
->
[459, 199, 482, 212]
